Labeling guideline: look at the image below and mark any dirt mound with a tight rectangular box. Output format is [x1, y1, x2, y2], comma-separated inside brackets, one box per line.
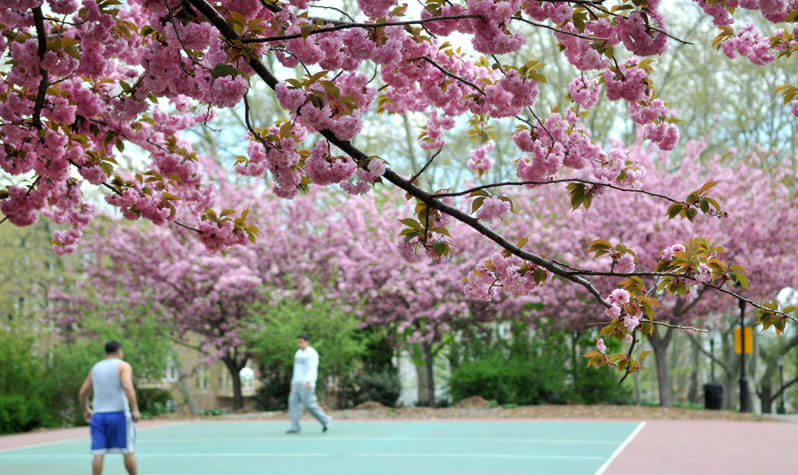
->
[453, 396, 490, 409]
[353, 401, 389, 410]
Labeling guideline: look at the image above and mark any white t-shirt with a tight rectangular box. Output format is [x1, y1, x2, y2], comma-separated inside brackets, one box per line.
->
[291, 347, 319, 386]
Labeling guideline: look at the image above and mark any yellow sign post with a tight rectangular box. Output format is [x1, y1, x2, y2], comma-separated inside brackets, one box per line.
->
[735, 327, 753, 354]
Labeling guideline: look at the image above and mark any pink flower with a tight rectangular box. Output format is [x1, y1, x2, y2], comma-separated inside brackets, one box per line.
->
[623, 314, 640, 332]
[467, 142, 495, 172]
[608, 288, 631, 305]
[615, 253, 636, 273]
[476, 196, 510, 221]
[596, 338, 607, 354]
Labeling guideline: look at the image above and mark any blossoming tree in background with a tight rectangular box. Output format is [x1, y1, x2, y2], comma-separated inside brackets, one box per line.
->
[486, 138, 798, 405]
[3, 0, 798, 376]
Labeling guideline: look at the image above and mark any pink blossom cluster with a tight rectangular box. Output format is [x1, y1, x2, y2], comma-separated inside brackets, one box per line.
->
[616, 11, 668, 57]
[569, 77, 600, 110]
[305, 139, 357, 186]
[513, 112, 601, 181]
[419, 110, 455, 151]
[604, 59, 650, 103]
[236, 124, 308, 199]
[792, 100, 798, 118]
[341, 158, 387, 196]
[475, 196, 510, 221]
[596, 338, 607, 354]
[467, 141, 495, 172]
[694, 263, 713, 283]
[693, 0, 794, 25]
[660, 243, 687, 261]
[357, 0, 396, 18]
[605, 288, 630, 319]
[464, 252, 545, 300]
[467, 0, 525, 55]
[555, 24, 610, 71]
[421, 4, 470, 36]
[615, 253, 636, 273]
[523, 1, 573, 24]
[721, 23, 777, 65]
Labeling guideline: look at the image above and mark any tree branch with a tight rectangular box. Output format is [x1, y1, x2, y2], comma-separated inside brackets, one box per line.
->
[420, 56, 486, 96]
[31, 7, 50, 130]
[433, 177, 686, 205]
[239, 15, 481, 43]
[186, 0, 610, 308]
[410, 147, 443, 184]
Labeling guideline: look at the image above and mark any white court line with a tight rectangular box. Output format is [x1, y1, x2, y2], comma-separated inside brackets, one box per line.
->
[140, 436, 620, 445]
[0, 452, 606, 460]
[594, 421, 646, 475]
[0, 422, 189, 453]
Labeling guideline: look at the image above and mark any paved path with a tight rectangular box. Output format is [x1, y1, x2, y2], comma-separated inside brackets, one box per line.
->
[606, 419, 798, 474]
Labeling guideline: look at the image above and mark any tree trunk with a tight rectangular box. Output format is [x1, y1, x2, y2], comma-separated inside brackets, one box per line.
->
[223, 358, 245, 411]
[648, 326, 675, 407]
[424, 343, 436, 407]
[760, 382, 774, 414]
[175, 358, 197, 415]
[687, 342, 701, 404]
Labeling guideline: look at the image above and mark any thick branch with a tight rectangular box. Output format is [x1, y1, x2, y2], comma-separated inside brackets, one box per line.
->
[186, 0, 610, 307]
[32, 7, 49, 129]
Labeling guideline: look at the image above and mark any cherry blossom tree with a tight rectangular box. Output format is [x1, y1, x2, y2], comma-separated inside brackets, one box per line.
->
[484, 138, 798, 405]
[4, 0, 798, 380]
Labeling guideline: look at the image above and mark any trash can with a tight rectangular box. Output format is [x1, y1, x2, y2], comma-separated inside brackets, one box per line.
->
[704, 383, 724, 410]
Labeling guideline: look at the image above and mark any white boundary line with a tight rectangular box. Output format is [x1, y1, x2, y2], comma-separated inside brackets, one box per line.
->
[594, 421, 646, 475]
[0, 422, 189, 453]
[140, 436, 620, 445]
[1, 452, 607, 460]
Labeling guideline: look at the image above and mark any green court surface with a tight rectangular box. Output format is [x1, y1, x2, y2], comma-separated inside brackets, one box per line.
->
[0, 420, 642, 475]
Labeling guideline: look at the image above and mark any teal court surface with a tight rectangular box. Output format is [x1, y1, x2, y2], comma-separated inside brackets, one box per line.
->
[0, 420, 644, 475]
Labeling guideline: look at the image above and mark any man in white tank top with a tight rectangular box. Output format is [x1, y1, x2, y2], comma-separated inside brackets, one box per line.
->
[78, 340, 141, 475]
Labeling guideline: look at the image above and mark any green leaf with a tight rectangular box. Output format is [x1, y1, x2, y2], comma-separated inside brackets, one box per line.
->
[399, 218, 422, 231]
[211, 63, 240, 79]
[432, 241, 448, 257]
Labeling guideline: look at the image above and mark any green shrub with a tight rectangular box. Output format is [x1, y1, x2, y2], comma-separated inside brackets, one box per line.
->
[352, 372, 401, 407]
[0, 394, 45, 434]
[138, 388, 175, 419]
[253, 366, 292, 411]
[449, 355, 570, 405]
[572, 364, 631, 404]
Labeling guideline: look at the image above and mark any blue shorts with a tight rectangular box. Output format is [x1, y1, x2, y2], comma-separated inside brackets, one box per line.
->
[90, 411, 135, 455]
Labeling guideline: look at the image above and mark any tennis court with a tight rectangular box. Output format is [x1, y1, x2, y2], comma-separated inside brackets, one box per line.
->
[0, 420, 643, 475]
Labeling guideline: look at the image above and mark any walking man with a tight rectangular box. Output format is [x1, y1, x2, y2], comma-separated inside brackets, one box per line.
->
[78, 340, 140, 475]
[286, 334, 331, 434]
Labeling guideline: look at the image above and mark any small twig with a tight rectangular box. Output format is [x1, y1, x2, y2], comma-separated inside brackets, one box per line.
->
[433, 177, 681, 205]
[410, 147, 443, 184]
[618, 331, 638, 384]
[309, 4, 355, 22]
[420, 56, 485, 95]
[511, 16, 598, 41]
[238, 15, 481, 43]
[586, 319, 708, 333]
[243, 93, 279, 152]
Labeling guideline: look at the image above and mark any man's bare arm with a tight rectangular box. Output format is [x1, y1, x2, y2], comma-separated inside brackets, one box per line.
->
[119, 362, 141, 422]
[78, 372, 93, 423]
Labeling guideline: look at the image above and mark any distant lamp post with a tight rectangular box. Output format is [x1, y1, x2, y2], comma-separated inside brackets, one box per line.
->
[778, 355, 786, 414]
